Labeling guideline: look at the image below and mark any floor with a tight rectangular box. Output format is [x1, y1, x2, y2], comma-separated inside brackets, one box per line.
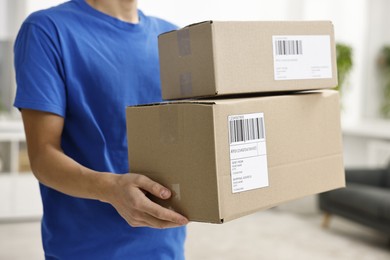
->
[186, 209, 389, 260]
[0, 201, 389, 260]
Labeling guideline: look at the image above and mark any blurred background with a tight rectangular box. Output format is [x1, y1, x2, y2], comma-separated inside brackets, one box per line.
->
[0, 0, 389, 259]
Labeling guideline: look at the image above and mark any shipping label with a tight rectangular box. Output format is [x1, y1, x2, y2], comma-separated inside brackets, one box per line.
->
[272, 35, 332, 80]
[228, 113, 269, 193]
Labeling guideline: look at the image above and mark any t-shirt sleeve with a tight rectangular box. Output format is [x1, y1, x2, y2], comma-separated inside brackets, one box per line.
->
[13, 17, 66, 117]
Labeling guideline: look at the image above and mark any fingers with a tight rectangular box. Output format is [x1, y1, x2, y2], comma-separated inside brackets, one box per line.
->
[141, 197, 188, 225]
[114, 173, 189, 229]
[134, 175, 171, 200]
[129, 212, 186, 229]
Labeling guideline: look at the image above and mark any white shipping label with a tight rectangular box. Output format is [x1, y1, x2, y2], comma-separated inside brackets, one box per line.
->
[228, 113, 269, 193]
[272, 35, 332, 80]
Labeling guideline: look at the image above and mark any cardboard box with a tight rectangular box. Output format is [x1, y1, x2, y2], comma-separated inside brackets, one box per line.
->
[126, 90, 345, 223]
[159, 21, 337, 100]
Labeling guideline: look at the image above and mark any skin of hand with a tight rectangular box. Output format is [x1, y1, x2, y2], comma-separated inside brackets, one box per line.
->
[106, 173, 188, 228]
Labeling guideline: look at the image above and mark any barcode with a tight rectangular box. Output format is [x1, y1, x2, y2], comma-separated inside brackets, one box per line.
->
[229, 116, 265, 144]
[274, 40, 303, 55]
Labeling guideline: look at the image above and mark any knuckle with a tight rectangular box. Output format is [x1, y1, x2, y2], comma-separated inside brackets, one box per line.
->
[118, 208, 145, 228]
[151, 183, 161, 194]
[133, 174, 144, 184]
[131, 212, 143, 221]
[124, 215, 137, 227]
[151, 207, 166, 220]
[154, 211, 163, 220]
[128, 196, 142, 210]
[132, 200, 141, 210]
[127, 216, 141, 227]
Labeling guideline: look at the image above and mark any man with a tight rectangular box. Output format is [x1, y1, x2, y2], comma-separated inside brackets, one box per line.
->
[13, 0, 188, 259]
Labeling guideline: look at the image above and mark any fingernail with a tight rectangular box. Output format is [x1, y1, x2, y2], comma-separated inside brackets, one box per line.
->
[179, 218, 188, 225]
[160, 189, 169, 199]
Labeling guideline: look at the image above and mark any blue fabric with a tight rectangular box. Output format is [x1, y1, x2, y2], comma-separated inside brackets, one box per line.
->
[14, 0, 185, 259]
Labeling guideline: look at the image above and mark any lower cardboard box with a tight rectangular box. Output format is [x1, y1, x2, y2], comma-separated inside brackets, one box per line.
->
[126, 89, 345, 223]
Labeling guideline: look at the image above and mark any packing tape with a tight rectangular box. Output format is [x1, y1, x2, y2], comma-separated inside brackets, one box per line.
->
[180, 72, 192, 96]
[159, 105, 179, 144]
[177, 28, 191, 56]
[171, 183, 181, 201]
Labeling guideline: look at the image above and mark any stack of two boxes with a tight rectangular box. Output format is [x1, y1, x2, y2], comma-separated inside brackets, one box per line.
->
[126, 21, 345, 224]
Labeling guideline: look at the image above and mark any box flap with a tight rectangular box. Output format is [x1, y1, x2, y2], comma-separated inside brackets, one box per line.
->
[127, 100, 217, 108]
[158, 21, 213, 38]
[185, 20, 213, 28]
[128, 90, 335, 109]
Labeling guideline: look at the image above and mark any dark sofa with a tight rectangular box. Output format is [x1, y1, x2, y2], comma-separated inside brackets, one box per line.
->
[319, 164, 390, 236]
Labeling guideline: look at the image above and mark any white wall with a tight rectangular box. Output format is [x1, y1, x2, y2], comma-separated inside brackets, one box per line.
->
[139, 0, 301, 27]
[301, 0, 369, 123]
[1, 0, 28, 40]
[363, 0, 390, 119]
[0, 1, 9, 40]
[26, 0, 65, 14]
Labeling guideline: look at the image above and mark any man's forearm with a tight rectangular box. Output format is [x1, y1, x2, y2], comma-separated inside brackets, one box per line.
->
[30, 144, 115, 202]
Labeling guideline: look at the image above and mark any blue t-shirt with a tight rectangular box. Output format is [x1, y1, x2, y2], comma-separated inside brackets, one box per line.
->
[14, 0, 185, 259]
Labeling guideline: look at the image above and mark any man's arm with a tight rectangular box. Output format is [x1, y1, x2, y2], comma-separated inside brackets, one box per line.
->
[21, 109, 188, 228]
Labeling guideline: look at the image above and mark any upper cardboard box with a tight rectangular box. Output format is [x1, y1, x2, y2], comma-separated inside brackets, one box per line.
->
[158, 21, 338, 100]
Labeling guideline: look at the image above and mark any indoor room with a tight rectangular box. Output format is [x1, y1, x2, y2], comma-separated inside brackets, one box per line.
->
[0, 0, 389, 259]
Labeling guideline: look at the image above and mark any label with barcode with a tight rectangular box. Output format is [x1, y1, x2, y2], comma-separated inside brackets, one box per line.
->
[272, 35, 332, 80]
[228, 113, 268, 193]
[274, 40, 303, 56]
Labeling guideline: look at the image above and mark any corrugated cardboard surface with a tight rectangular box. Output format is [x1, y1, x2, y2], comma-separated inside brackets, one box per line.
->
[159, 21, 337, 100]
[126, 90, 345, 223]
[126, 103, 221, 221]
[212, 90, 344, 222]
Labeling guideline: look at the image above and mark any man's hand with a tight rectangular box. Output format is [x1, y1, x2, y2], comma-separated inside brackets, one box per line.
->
[22, 109, 187, 229]
[107, 173, 188, 229]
